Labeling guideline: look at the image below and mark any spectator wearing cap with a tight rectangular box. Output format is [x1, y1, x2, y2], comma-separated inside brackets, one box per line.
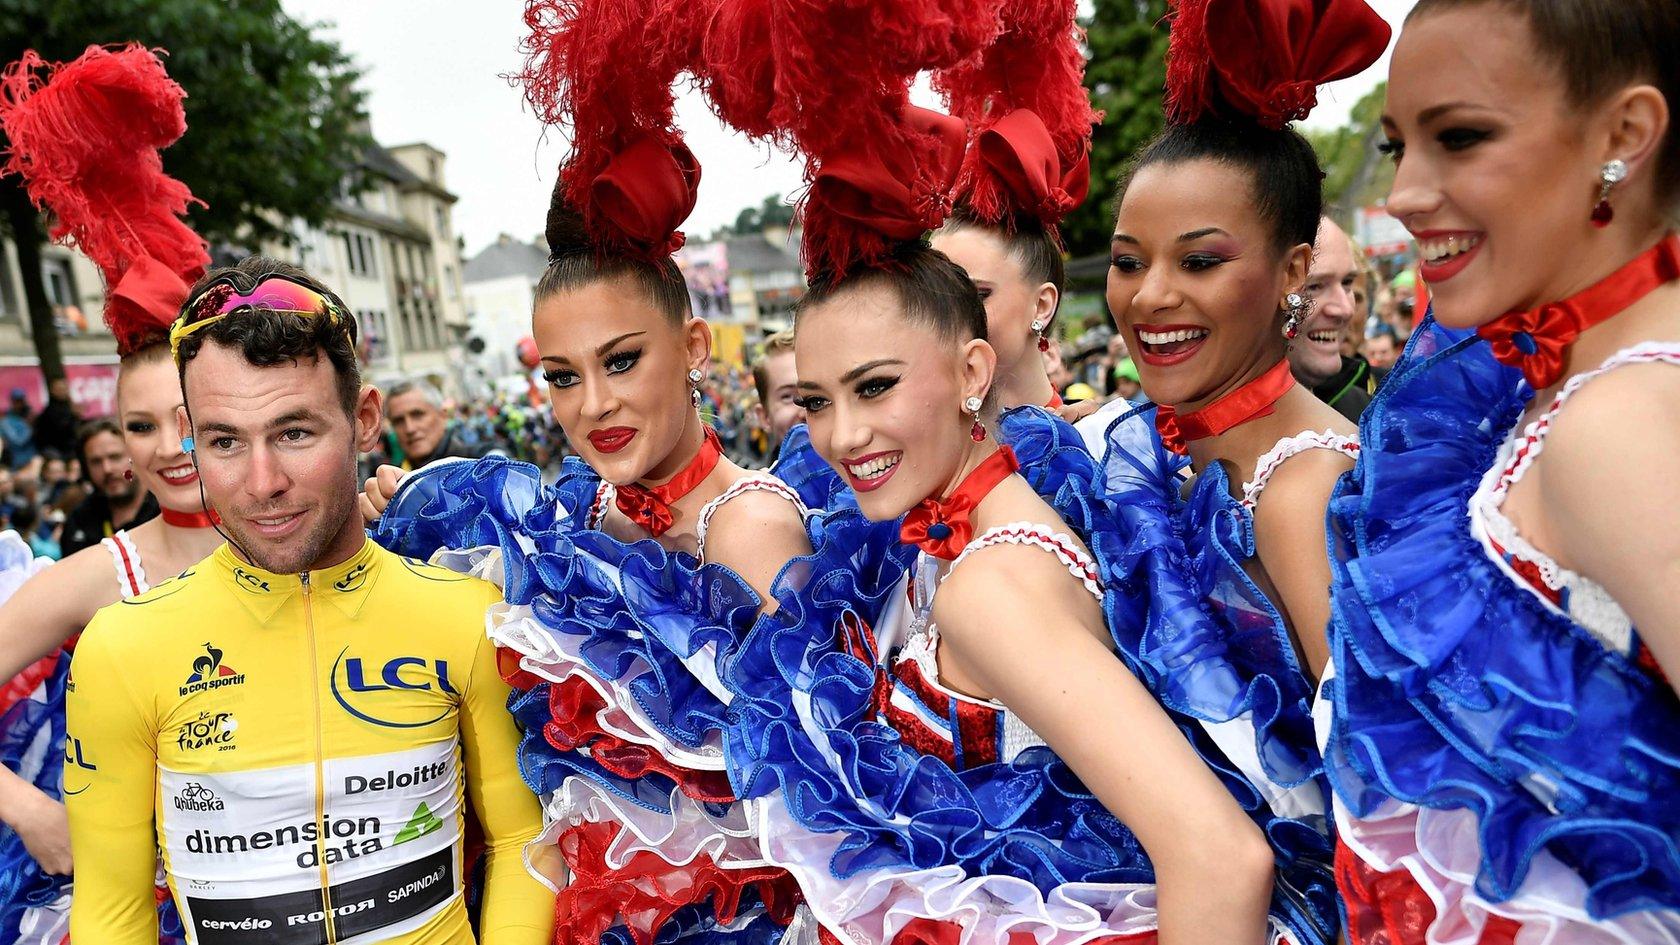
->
[385, 378, 488, 471]
[1112, 358, 1146, 405]
[1, 389, 36, 470]
[61, 418, 157, 556]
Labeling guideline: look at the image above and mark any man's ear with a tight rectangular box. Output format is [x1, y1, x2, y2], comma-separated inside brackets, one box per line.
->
[176, 405, 194, 453]
[354, 385, 383, 453]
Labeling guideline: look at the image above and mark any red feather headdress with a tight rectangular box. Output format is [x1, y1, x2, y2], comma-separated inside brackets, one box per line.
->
[934, 0, 1101, 238]
[0, 44, 210, 357]
[696, 0, 1002, 279]
[1165, 0, 1392, 129]
[516, 0, 709, 260]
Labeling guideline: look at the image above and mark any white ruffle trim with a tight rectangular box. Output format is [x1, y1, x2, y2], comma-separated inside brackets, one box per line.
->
[487, 604, 727, 772]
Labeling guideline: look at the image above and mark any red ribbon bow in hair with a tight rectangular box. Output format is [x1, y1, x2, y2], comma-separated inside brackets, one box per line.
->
[1477, 234, 1680, 389]
[590, 135, 701, 258]
[976, 109, 1092, 226]
[109, 256, 193, 349]
[1169, 0, 1392, 128]
[899, 447, 1019, 560]
[809, 105, 968, 242]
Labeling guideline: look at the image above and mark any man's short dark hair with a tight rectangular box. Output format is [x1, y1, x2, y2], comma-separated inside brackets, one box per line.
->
[76, 418, 121, 452]
[175, 256, 362, 417]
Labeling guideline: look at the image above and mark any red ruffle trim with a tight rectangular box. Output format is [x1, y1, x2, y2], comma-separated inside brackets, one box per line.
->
[818, 919, 1159, 945]
[1337, 837, 1522, 945]
[0, 651, 61, 717]
[556, 820, 800, 945]
[498, 641, 737, 805]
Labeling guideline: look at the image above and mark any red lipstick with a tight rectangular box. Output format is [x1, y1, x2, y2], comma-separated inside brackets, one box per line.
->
[587, 427, 637, 454]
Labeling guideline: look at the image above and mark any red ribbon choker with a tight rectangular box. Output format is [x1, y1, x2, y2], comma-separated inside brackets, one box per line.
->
[614, 427, 723, 538]
[161, 507, 221, 529]
[899, 446, 1020, 560]
[1155, 359, 1296, 456]
[1478, 234, 1680, 390]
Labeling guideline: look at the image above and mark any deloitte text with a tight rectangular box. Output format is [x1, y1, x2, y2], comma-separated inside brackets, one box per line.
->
[345, 759, 449, 796]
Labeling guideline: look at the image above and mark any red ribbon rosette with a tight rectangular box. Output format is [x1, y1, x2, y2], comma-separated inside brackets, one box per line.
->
[586, 135, 700, 258]
[802, 104, 968, 277]
[1166, 0, 1392, 128]
[976, 108, 1092, 225]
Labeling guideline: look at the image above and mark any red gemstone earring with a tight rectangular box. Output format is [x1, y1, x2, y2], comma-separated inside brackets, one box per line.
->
[1031, 316, 1050, 353]
[965, 396, 985, 442]
[1592, 159, 1627, 228]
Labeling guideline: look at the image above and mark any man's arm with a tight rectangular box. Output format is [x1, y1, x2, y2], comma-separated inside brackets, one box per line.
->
[65, 614, 161, 941]
[458, 590, 557, 943]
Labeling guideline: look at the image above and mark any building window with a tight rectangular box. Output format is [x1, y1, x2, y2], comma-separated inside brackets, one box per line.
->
[434, 205, 447, 235]
[42, 258, 74, 306]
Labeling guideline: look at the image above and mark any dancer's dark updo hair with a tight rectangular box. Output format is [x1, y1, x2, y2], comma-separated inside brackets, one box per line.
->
[1116, 119, 1324, 256]
[799, 241, 988, 344]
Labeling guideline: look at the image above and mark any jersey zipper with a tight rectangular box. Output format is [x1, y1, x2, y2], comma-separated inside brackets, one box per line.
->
[302, 570, 339, 944]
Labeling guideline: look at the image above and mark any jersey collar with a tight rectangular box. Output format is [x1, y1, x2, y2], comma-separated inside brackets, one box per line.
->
[213, 539, 383, 623]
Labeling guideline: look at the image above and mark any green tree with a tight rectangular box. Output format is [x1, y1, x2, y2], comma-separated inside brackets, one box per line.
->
[1064, 0, 1170, 258]
[1307, 82, 1393, 227]
[0, 0, 367, 382]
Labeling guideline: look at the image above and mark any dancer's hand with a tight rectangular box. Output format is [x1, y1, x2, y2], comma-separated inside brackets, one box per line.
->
[1054, 398, 1101, 424]
[359, 465, 405, 524]
[9, 788, 71, 875]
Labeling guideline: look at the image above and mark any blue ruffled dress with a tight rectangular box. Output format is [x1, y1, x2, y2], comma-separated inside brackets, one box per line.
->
[1322, 318, 1680, 944]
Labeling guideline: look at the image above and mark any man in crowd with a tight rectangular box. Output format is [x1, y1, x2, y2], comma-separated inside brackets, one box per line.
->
[60, 418, 156, 556]
[31, 378, 80, 460]
[65, 256, 553, 943]
[385, 378, 487, 471]
[1362, 329, 1400, 371]
[751, 330, 805, 456]
[1290, 216, 1380, 423]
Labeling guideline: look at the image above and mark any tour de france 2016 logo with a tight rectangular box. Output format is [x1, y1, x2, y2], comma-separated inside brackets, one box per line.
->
[177, 710, 239, 753]
[179, 642, 247, 697]
[174, 781, 226, 812]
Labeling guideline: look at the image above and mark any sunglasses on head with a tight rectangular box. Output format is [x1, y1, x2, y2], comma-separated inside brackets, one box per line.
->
[170, 273, 353, 364]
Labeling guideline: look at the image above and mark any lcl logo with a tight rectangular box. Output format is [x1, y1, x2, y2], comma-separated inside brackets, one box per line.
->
[329, 649, 457, 729]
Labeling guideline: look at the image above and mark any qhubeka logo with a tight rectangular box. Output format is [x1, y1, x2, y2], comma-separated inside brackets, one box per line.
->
[180, 643, 246, 697]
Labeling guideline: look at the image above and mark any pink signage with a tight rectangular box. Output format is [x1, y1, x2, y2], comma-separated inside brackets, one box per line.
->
[0, 361, 122, 417]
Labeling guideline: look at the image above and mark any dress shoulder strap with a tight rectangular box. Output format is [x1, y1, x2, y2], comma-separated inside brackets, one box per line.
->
[101, 529, 150, 599]
[694, 474, 808, 563]
[946, 523, 1102, 599]
[1241, 430, 1360, 511]
[1491, 341, 1680, 498]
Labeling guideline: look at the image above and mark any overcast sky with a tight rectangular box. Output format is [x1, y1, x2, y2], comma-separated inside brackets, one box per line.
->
[279, 0, 1418, 259]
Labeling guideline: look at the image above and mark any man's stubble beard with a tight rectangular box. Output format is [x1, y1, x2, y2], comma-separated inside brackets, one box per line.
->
[220, 464, 360, 575]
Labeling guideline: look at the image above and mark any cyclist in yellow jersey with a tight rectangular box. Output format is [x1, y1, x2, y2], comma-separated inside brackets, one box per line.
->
[64, 256, 555, 944]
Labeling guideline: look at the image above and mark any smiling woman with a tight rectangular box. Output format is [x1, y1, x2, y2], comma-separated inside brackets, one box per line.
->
[0, 44, 229, 944]
[1323, 2, 1680, 942]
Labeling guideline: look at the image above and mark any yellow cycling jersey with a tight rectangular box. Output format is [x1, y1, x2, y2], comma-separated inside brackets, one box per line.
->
[64, 538, 555, 945]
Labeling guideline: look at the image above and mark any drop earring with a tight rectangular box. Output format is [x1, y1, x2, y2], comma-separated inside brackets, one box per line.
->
[1030, 317, 1050, 353]
[965, 395, 985, 442]
[1591, 159, 1627, 228]
[688, 368, 703, 408]
[1283, 292, 1309, 340]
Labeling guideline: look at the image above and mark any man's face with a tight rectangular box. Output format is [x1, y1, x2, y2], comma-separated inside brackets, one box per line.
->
[181, 343, 379, 574]
[385, 390, 446, 463]
[1363, 334, 1399, 369]
[1290, 218, 1360, 388]
[756, 350, 804, 445]
[83, 431, 138, 503]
